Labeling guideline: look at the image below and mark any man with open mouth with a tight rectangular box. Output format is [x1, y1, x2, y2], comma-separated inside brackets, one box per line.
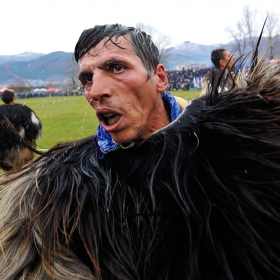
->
[2, 23, 280, 280]
[0, 23, 190, 280]
[76, 24, 188, 155]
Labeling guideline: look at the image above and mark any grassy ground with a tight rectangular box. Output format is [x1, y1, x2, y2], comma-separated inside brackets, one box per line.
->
[170, 89, 202, 101]
[16, 90, 202, 149]
[17, 96, 98, 149]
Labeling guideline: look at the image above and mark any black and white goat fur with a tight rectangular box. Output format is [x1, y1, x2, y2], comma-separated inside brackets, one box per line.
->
[0, 103, 42, 170]
[1, 56, 280, 279]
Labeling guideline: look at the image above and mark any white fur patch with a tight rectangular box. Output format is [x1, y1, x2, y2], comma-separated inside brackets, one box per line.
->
[18, 126, 25, 138]
[30, 112, 42, 139]
[31, 112, 40, 125]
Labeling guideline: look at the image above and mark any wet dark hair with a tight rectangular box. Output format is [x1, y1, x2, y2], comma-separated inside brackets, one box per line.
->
[211, 49, 226, 69]
[74, 24, 160, 79]
[1, 90, 14, 104]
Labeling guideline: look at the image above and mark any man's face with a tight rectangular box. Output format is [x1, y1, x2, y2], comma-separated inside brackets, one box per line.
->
[221, 51, 235, 70]
[78, 36, 167, 145]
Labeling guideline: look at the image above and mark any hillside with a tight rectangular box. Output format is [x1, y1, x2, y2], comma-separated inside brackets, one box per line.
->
[0, 43, 214, 87]
[0, 52, 74, 87]
[0, 36, 279, 87]
[164, 42, 214, 70]
[0, 52, 44, 64]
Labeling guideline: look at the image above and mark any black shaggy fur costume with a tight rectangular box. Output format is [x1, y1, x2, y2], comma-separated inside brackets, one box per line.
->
[0, 103, 42, 170]
[1, 58, 280, 279]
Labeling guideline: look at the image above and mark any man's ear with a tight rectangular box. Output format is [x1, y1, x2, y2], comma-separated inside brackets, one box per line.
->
[220, 59, 226, 68]
[156, 64, 168, 92]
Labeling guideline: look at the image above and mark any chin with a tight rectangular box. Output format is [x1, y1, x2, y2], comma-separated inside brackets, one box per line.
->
[112, 132, 138, 146]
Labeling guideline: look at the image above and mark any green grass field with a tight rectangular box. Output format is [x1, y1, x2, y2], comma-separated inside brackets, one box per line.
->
[16, 90, 201, 149]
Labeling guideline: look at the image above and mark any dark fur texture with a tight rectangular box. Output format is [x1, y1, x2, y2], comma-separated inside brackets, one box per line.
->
[1, 59, 280, 279]
[0, 103, 42, 170]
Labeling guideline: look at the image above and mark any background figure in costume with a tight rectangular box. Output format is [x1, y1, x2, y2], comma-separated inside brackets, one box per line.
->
[200, 48, 236, 96]
[1, 24, 280, 280]
[0, 89, 42, 171]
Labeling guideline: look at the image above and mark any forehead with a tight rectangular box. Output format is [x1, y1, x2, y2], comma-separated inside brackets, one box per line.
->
[223, 51, 232, 58]
[78, 35, 136, 66]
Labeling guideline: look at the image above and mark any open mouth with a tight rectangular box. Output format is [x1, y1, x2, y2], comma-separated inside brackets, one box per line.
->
[103, 113, 121, 126]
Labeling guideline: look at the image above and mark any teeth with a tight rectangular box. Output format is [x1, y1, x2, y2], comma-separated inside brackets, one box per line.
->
[108, 115, 120, 125]
[106, 114, 121, 126]
[102, 113, 121, 125]
[103, 113, 115, 117]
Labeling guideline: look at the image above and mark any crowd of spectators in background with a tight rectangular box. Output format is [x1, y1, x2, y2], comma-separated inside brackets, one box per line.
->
[166, 68, 210, 91]
[15, 90, 84, 99]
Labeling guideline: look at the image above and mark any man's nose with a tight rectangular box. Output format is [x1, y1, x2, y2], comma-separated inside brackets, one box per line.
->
[85, 71, 112, 102]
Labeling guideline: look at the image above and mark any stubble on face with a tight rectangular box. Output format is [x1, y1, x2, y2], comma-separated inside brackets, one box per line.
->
[78, 36, 169, 145]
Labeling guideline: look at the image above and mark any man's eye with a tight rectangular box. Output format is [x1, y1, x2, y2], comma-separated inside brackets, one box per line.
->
[80, 73, 93, 86]
[107, 64, 125, 73]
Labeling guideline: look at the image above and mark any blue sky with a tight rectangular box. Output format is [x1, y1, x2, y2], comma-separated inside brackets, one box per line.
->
[0, 0, 278, 55]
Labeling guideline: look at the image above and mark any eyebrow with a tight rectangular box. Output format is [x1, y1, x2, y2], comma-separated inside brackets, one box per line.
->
[78, 58, 127, 79]
[78, 71, 91, 81]
[97, 59, 126, 69]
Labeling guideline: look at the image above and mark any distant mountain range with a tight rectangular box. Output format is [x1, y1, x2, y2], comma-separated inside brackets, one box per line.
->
[0, 52, 44, 64]
[0, 41, 223, 87]
[164, 42, 216, 69]
[0, 51, 73, 87]
[0, 37, 278, 88]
